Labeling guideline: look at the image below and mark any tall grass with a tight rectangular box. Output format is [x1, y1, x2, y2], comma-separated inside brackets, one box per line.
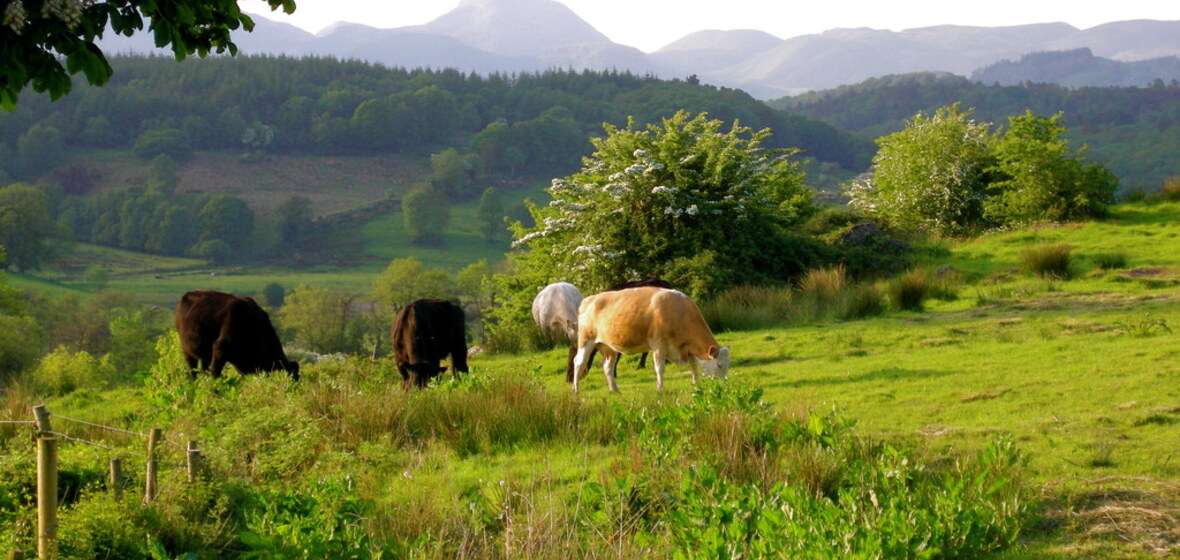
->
[701, 267, 887, 331]
[1021, 245, 1074, 279]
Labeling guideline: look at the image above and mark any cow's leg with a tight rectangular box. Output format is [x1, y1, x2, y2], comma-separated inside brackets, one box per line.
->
[571, 342, 593, 393]
[637, 352, 648, 370]
[565, 345, 578, 383]
[690, 362, 700, 385]
[602, 351, 619, 392]
[652, 350, 667, 391]
[184, 355, 200, 380]
[397, 363, 412, 389]
[210, 340, 228, 378]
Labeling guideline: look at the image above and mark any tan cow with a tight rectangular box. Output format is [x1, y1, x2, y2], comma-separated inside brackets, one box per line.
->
[571, 286, 729, 392]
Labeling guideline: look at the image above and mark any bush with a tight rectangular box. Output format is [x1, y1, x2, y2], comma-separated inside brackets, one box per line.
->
[1022, 245, 1073, 279]
[32, 347, 110, 395]
[1159, 175, 1180, 201]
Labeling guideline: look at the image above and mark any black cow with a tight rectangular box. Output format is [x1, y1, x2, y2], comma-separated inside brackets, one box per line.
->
[391, 299, 469, 388]
[174, 290, 300, 380]
[567, 277, 673, 382]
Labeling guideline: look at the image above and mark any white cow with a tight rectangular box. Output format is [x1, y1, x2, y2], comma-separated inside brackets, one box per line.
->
[572, 286, 729, 393]
[531, 282, 583, 341]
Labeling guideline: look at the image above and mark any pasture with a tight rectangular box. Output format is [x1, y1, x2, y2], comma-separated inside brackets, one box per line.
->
[3, 203, 1180, 558]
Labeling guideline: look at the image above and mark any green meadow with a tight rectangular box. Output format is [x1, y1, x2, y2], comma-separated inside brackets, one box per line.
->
[3, 202, 1180, 558]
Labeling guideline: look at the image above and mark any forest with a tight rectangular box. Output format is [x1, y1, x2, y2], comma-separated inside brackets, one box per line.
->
[771, 71, 1180, 190]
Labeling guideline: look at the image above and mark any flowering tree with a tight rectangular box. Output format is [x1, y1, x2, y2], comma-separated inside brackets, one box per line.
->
[845, 103, 994, 237]
[492, 111, 817, 331]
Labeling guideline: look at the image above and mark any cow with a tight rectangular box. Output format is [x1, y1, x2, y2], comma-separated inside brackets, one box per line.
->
[572, 286, 729, 393]
[573, 277, 674, 382]
[391, 299, 469, 388]
[174, 290, 300, 380]
[532, 282, 582, 342]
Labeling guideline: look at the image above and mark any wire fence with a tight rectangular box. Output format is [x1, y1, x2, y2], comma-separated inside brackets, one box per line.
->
[7, 404, 210, 558]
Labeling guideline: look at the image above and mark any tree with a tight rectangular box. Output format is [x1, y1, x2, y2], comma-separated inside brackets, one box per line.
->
[262, 282, 286, 310]
[848, 104, 1119, 235]
[402, 184, 449, 245]
[274, 195, 314, 251]
[430, 148, 475, 198]
[280, 285, 360, 354]
[846, 103, 995, 236]
[197, 195, 254, 255]
[133, 128, 192, 161]
[0, 0, 296, 110]
[507, 110, 817, 298]
[0, 183, 67, 270]
[984, 111, 1118, 225]
[371, 257, 455, 313]
[15, 123, 64, 178]
[477, 186, 505, 243]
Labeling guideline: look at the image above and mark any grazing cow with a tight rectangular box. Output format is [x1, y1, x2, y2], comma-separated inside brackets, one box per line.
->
[572, 286, 729, 392]
[532, 282, 583, 341]
[174, 290, 300, 380]
[391, 299, 469, 388]
[574, 277, 674, 381]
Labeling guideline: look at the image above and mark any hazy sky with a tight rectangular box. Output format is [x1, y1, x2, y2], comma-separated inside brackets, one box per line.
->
[245, 0, 1179, 53]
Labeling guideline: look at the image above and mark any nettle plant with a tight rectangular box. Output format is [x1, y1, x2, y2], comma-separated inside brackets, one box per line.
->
[510, 111, 816, 298]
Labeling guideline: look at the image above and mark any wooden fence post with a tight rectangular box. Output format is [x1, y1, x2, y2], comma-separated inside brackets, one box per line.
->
[186, 441, 201, 483]
[31, 404, 50, 434]
[143, 428, 161, 504]
[109, 457, 122, 502]
[36, 435, 57, 560]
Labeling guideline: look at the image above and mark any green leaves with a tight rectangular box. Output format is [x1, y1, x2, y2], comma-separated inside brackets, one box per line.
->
[2, 0, 299, 110]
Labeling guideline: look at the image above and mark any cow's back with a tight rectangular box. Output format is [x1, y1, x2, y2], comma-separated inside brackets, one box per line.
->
[393, 299, 468, 369]
[581, 287, 711, 357]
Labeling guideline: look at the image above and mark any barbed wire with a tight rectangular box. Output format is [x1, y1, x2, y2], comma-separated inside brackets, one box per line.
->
[0, 420, 36, 424]
[46, 430, 143, 458]
[52, 414, 151, 439]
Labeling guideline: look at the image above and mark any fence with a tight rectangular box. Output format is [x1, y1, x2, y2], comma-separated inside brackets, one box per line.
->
[3, 405, 204, 560]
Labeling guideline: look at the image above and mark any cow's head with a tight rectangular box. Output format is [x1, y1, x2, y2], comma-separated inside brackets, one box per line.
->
[285, 360, 301, 381]
[701, 345, 730, 379]
[406, 363, 447, 387]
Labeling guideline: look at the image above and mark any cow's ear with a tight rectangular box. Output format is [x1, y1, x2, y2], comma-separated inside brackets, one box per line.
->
[707, 345, 720, 359]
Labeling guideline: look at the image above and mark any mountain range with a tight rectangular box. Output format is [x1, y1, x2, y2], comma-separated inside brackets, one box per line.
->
[97, 0, 1180, 98]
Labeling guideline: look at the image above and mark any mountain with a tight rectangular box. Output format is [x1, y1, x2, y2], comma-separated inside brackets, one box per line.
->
[972, 48, 1180, 88]
[98, 0, 1180, 97]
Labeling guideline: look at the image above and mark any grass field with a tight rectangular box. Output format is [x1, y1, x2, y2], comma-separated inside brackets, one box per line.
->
[5, 203, 1180, 558]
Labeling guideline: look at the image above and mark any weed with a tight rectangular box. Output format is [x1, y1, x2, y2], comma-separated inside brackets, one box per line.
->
[1091, 252, 1129, 270]
[1116, 313, 1172, 337]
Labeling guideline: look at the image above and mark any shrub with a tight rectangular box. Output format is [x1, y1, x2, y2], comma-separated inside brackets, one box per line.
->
[1160, 175, 1180, 201]
[1022, 244, 1073, 279]
[32, 347, 110, 395]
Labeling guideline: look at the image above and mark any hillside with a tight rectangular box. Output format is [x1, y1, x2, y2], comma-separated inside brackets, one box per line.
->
[772, 72, 1180, 191]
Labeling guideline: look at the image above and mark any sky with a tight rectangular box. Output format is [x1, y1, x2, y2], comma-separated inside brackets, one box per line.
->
[244, 0, 1179, 53]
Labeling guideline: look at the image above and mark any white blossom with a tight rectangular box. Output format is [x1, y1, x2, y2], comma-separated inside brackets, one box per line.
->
[686, 204, 699, 216]
[651, 186, 678, 195]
